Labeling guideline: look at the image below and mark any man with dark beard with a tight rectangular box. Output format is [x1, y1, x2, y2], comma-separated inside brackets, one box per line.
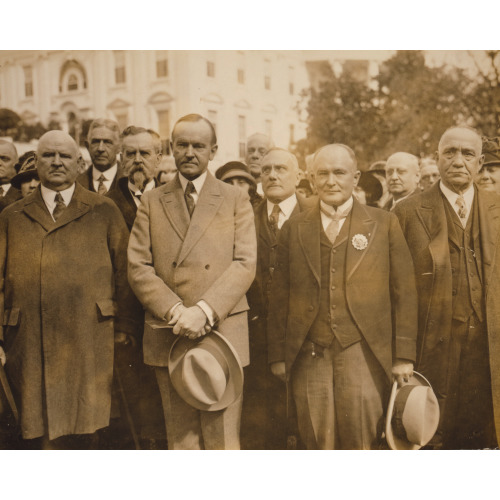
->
[105, 126, 166, 448]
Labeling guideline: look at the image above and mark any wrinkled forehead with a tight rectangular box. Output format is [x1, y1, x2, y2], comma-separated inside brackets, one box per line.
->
[122, 132, 156, 150]
[313, 146, 356, 172]
[0, 142, 17, 158]
[37, 136, 79, 156]
[262, 150, 296, 169]
[439, 128, 482, 153]
[247, 136, 272, 150]
[386, 153, 419, 172]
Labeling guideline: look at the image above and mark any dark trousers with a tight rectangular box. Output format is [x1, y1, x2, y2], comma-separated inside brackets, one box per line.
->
[439, 316, 497, 449]
[240, 317, 288, 450]
[291, 339, 387, 450]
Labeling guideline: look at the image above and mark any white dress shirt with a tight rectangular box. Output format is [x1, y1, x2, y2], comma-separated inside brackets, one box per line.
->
[128, 178, 156, 207]
[320, 196, 354, 233]
[92, 164, 117, 192]
[0, 183, 12, 197]
[41, 183, 76, 221]
[169, 171, 214, 326]
[178, 171, 208, 205]
[439, 181, 474, 224]
[266, 194, 298, 230]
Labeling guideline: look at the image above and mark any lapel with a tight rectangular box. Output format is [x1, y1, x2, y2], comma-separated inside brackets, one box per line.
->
[298, 204, 321, 287]
[119, 178, 138, 228]
[477, 187, 500, 293]
[177, 173, 224, 266]
[160, 175, 190, 241]
[257, 200, 276, 249]
[345, 199, 377, 281]
[22, 183, 91, 233]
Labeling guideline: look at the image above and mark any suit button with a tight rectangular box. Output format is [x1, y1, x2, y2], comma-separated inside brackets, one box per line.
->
[307, 305, 314, 312]
[331, 268, 336, 273]
[468, 258, 473, 263]
[332, 324, 338, 329]
[331, 285, 336, 290]
[332, 249, 337, 254]
[429, 320, 434, 327]
[332, 305, 336, 310]
[451, 268, 455, 273]
[439, 336, 446, 342]
[452, 289, 457, 295]
[172, 262, 177, 268]
[205, 264, 210, 270]
[470, 272, 474, 278]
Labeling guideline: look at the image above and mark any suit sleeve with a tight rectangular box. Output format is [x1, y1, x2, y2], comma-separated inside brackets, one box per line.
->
[388, 212, 418, 362]
[266, 218, 291, 365]
[0, 211, 7, 343]
[127, 193, 183, 319]
[200, 189, 257, 321]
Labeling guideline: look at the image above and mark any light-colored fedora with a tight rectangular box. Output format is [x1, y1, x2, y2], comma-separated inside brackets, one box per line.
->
[168, 330, 244, 412]
[385, 371, 440, 450]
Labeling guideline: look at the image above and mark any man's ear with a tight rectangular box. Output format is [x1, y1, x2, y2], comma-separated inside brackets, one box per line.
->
[209, 144, 218, 161]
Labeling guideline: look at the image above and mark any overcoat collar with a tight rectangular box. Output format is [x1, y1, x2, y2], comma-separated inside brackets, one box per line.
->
[22, 183, 91, 233]
[160, 172, 224, 266]
[298, 198, 376, 285]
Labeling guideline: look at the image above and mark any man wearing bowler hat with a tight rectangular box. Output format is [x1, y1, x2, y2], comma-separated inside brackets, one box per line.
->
[267, 144, 418, 449]
[394, 126, 500, 449]
[128, 113, 256, 450]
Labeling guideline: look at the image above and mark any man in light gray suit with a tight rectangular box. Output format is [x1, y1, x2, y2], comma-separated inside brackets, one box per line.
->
[128, 114, 256, 450]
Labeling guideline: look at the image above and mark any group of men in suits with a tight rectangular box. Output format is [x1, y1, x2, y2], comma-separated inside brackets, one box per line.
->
[0, 115, 499, 450]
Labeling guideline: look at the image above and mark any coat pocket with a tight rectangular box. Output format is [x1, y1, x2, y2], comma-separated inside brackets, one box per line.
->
[2, 307, 20, 327]
[96, 299, 117, 321]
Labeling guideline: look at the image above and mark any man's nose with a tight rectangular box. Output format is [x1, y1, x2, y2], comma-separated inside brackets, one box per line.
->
[452, 152, 466, 166]
[268, 167, 278, 179]
[53, 153, 62, 165]
[389, 171, 399, 180]
[97, 140, 105, 151]
[326, 173, 336, 185]
[134, 151, 142, 162]
[186, 144, 194, 156]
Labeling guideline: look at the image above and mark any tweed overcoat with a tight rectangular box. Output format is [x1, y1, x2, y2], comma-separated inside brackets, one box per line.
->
[267, 199, 418, 383]
[0, 183, 135, 440]
[127, 172, 257, 367]
[394, 183, 500, 444]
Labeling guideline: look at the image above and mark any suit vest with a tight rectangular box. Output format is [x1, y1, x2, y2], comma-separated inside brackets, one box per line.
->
[307, 213, 362, 348]
[442, 193, 484, 323]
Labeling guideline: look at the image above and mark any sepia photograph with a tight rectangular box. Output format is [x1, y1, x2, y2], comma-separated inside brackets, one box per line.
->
[1, 1, 500, 498]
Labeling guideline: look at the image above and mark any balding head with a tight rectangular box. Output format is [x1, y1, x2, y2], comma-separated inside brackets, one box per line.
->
[312, 144, 360, 207]
[385, 152, 420, 201]
[36, 131, 82, 191]
[246, 133, 274, 179]
[0, 140, 19, 183]
[438, 126, 482, 154]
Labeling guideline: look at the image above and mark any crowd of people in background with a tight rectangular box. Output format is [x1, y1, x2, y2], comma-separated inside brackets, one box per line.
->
[0, 114, 499, 450]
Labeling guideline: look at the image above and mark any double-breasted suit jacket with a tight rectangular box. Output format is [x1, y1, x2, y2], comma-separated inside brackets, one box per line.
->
[394, 183, 500, 443]
[0, 184, 135, 440]
[127, 172, 257, 367]
[267, 199, 418, 383]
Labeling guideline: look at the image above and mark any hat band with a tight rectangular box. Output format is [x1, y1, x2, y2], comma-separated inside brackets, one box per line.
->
[392, 385, 414, 442]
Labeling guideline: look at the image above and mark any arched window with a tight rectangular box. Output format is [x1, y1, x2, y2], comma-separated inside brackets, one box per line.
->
[67, 74, 78, 91]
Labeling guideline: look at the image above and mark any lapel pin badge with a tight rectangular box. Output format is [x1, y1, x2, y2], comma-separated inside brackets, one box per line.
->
[352, 234, 368, 250]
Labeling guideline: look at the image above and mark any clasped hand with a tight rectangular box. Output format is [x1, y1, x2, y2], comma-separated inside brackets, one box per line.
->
[169, 304, 211, 340]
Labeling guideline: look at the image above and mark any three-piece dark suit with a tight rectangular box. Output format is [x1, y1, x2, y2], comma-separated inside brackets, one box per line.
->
[267, 199, 418, 449]
[394, 183, 500, 448]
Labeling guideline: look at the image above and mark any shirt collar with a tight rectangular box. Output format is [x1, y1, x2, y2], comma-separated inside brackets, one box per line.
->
[0, 183, 11, 194]
[128, 178, 156, 197]
[267, 193, 298, 218]
[439, 181, 475, 208]
[178, 171, 208, 194]
[320, 196, 353, 218]
[92, 164, 117, 182]
[41, 183, 76, 208]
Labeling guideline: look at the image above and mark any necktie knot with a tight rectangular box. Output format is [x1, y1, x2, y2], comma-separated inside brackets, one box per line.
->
[322, 205, 352, 244]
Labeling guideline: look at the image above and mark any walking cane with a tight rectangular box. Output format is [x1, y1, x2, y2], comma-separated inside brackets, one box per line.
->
[0, 363, 19, 424]
[115, 365, 141, 450]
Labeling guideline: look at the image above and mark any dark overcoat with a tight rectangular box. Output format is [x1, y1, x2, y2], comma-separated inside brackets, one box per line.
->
[394, 183, 500, 444]
[0, 184, 135, 439]
[267, 199, 418, 383]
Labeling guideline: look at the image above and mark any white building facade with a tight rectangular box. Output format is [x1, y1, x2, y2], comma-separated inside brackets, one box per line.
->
[0, 50, 309, 168]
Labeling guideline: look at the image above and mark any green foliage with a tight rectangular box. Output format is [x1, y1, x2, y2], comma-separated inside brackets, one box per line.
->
[301, 50, 495, 169]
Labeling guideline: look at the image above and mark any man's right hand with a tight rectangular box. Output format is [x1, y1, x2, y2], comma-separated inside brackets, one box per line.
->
[0, 346, 6, 366]
[270, 361, 286, 383]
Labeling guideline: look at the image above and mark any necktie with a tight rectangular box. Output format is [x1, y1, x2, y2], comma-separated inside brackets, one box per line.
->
[322, 206, 351, 244]
[269, 204, 281, 234]
[97, 174, 107, 195]
[53, 193, 66, 221]
[185, 181, 196, 218]
[455, 195, 467, 224]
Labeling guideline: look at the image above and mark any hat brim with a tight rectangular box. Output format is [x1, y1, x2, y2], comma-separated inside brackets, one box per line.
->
[220, 170, 256, 187]
[11, 171, 39, 190]
[385, 371, 433, 450]
[168, 330, 243, 412]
